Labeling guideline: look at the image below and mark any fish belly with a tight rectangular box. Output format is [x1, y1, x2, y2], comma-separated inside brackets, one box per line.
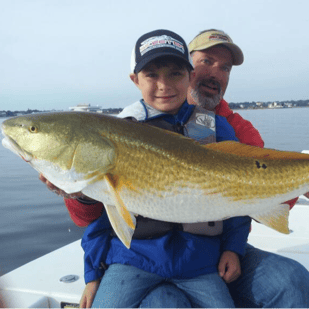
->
[115, 184, 309, 223]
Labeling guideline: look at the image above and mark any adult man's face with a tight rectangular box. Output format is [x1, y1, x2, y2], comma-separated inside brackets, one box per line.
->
[188, 45, 233, 111]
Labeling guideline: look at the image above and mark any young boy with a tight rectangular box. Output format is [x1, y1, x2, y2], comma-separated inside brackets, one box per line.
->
[79, 29, 251, 308]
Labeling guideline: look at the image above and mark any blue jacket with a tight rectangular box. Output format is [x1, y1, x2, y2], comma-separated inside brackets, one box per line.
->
[82, 100, 251, 283]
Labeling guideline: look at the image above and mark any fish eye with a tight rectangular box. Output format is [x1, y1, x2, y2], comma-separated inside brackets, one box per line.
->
[29, 126, 38, 133]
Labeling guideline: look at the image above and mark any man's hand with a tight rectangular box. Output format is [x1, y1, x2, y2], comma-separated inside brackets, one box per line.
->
[39, 174, 89, 200]
[80, 279, 101, 308]
[218, 251, 241, 283]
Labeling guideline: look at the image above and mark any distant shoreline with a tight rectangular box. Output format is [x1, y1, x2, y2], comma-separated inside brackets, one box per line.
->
[1, 104, 309, 118]
[232, 105, 309, 110]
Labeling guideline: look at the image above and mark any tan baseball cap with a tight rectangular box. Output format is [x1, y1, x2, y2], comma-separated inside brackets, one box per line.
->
[188, 30, 244, 65]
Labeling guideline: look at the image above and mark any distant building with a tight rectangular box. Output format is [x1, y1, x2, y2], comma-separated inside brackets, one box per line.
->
[69, 104, 102, 113]
[268, 102, 282, 108]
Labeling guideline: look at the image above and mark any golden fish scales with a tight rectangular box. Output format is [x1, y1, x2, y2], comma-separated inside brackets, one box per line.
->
[111, 134, 309, 203]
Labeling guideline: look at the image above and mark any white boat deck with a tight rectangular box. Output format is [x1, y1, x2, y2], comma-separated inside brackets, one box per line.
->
[0, 239, 85, 308]
[1, 201, 309, 308]
[248, 202, 309, 269]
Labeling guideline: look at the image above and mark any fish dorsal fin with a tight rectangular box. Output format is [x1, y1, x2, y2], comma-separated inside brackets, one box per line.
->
[104, 174, 136, 230]
[205, 141, 309, 160]
[251, 204, 290, 234]
[104, 204, 136, 249]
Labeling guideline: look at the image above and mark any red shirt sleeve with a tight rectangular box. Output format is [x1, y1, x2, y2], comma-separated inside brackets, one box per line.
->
[215, 99, 264, 148]
[64, 198, 104, 227]
[284, 198, 298, 210]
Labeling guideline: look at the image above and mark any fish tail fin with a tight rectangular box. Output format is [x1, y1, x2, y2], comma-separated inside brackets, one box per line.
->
[251, 204, 290, 234]
[105, 204, 136, 249]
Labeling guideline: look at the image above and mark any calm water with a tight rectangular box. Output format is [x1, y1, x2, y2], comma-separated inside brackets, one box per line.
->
[1, 108, 309, 275]
[237, 107, 309, 152]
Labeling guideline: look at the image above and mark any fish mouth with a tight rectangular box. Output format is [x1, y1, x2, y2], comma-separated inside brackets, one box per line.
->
[1, 127, 33, 163]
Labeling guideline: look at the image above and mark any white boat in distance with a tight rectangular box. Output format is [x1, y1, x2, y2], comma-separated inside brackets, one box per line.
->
[1, 201, 309, 307]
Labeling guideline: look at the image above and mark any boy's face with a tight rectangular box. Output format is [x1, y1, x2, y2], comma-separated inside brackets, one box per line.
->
[130, 62, 193, 114]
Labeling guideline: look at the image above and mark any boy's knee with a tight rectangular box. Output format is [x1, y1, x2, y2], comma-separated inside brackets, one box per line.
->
[139, 283, 191, 308]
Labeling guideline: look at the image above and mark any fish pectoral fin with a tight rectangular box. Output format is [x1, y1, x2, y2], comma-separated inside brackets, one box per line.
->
[251, 204, 290, 234]
[105, 204, 136, 249]
[72, 137, 116, 174]
[104, 174, 135, 230]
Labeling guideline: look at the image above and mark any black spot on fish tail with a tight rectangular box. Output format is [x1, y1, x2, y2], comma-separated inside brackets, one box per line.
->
[255, 161, 267, 169]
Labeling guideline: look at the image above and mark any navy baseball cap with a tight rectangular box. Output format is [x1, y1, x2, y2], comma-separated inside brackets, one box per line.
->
[130, 29, 193, 73]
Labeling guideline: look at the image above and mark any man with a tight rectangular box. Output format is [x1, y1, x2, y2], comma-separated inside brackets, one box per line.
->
[188, 30, 265, 147]
[143, 29, 309, 307]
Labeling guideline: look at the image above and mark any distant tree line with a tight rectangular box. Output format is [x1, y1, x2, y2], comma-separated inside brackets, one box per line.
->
[0, 107, 124, 117]
[229, 99, 309, 109]
[0, 109, 42, 117]
[101, 108, 123, 114]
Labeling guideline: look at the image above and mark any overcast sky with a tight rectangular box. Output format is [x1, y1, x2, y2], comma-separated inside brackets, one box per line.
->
[1, 0, 309, 111]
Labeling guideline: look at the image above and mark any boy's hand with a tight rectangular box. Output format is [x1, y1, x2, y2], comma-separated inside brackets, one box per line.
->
[218, 251, 241, 283]
[80, 279, 101, 308]
[39, 174, 82, 199]
[39, 174, 95, 201]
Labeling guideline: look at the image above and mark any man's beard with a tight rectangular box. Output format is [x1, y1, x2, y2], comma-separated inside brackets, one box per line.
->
[190, 79, 222, 111]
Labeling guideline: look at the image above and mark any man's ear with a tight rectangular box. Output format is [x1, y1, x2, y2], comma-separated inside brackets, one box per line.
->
[129, 73, 139, 87]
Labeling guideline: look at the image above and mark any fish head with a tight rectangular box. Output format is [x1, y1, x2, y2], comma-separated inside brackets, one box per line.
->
[2, 113, 74, 162]
[1, 112, 116, 193]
